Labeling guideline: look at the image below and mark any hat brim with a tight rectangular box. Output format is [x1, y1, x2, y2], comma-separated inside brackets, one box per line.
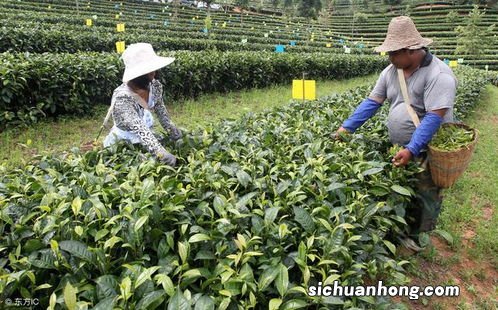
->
[122, 56, 175, 82]
[374, 38, 433, 53]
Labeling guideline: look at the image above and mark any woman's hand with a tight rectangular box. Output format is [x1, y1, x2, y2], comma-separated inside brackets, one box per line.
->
[170, 126, 183, 141]
[156, 149, 177, 167]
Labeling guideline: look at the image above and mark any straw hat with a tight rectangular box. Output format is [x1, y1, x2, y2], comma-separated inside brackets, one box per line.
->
[375, 16, 433, 53]
[121, 43, 175, 82]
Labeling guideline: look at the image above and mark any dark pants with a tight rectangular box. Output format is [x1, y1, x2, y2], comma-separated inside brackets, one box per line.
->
[408, 152, 443, 235]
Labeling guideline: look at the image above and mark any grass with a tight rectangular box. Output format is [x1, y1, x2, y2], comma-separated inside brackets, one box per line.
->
[168, 75, 376, 129]
[0, 75, 376, 169]
[438, 84, 498, 264]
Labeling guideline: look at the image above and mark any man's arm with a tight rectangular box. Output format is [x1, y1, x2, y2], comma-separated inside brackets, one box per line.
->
[392, 108, 447, 167]
[336, 67, 388, 135]
[337, 96, 385, 134]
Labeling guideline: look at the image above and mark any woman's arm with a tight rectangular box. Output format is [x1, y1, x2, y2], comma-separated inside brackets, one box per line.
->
[113, 93, 170, 157]
[151, 80, 182, 140]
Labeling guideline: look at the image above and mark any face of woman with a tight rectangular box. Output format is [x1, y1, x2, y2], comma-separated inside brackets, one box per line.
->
[147, 71, 156, 81]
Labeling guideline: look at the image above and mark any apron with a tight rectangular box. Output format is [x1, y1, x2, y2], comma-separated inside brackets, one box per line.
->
[103, 91, 155, 147]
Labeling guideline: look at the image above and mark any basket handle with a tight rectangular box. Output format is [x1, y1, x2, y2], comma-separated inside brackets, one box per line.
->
[397, 68, 421, 128]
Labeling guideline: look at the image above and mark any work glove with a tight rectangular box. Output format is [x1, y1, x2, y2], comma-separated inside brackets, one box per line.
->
[169, 126, 183, 141]
[156, 149, 177, 167]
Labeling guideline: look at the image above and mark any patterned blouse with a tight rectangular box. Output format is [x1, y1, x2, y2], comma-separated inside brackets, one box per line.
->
[110, 79, 176, 156]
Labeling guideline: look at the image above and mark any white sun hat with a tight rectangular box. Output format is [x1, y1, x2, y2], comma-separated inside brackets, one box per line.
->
[121, 43, 175, 82]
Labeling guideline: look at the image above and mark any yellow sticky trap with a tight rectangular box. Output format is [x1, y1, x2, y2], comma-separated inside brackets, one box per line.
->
[292, 80, 316, 100]
[222, 22, 226, 28]
[310, 38, 314, 42]
[326, 43, 332, 48]
[116, 23, 125, 32]
[380, 52, 386, 56]
[86, 19, 92, 26]
[449, 60, 458, 68]
[116, 41, 125, 53]
[115, 14, 120, 19]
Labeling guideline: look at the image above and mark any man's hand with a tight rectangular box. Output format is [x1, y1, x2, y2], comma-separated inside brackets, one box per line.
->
[392, 148, 413, 167]
[333, 126, 350, 140]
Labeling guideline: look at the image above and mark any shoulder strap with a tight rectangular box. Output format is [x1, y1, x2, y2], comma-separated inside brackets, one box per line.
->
[397, 68, 421, 127]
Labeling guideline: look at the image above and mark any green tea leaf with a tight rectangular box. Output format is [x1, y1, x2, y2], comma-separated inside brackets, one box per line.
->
[265, 207, 280, 224]
[59, 240, 95, 264]
[167, 288, 190, 310]
[155, 274, 175, 297]
[96, 275, 118, 299]
[135, 215, 149, 232]
[258, 266, 280, 290]
[194, 295, 215, 310]
[183, 268, 202, 280]
[135, 266, 161, 289]
[120, 277, 132, 302]
[269, 298, 283, 310]
[74, 226, 83, 236]
[276, 263, 289, 297]
[188, 233, 211, 243]
[293, 206, 315, 233]
[276, 180, 291, 194]
[178, 241, 188, 264]
[48, 292, 57, 310]
[236, 170, 251, 187]
[280, 299, 308, 310]
[391, 185, 412, 196]
[218, 297, 231, 310]
[63, 282, 77, 310]
[104, 236, 122, 250]
[136, 290, 165, 310]
[362, 167, 383, 176]
[326, 182, 346, 192]
[71, 196, 82, 216]
[93, 297, 116, 310]
[383, 240, 396, 255]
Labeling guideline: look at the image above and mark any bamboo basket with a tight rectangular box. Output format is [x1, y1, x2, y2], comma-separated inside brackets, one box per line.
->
[428, 123, 478, 188]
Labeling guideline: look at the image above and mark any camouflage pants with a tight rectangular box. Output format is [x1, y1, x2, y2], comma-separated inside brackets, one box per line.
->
[408, 152, 443, 235]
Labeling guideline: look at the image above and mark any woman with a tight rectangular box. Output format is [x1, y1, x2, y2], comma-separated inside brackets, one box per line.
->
[104, 43, 181, 166]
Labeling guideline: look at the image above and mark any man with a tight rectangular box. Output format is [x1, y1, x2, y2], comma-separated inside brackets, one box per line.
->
[335, 16, 458, 236]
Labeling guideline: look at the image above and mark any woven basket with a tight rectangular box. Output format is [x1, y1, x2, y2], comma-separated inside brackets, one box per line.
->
[428, 123, 478, 188]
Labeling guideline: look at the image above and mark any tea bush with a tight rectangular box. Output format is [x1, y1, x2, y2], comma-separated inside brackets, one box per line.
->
[0, 67, 489, 309]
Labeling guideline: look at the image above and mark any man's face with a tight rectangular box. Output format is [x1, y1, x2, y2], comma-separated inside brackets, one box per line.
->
[388, 49, 413, 69]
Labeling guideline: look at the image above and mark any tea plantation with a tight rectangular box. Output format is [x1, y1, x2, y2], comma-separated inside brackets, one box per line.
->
[0, 0, 497, 309]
